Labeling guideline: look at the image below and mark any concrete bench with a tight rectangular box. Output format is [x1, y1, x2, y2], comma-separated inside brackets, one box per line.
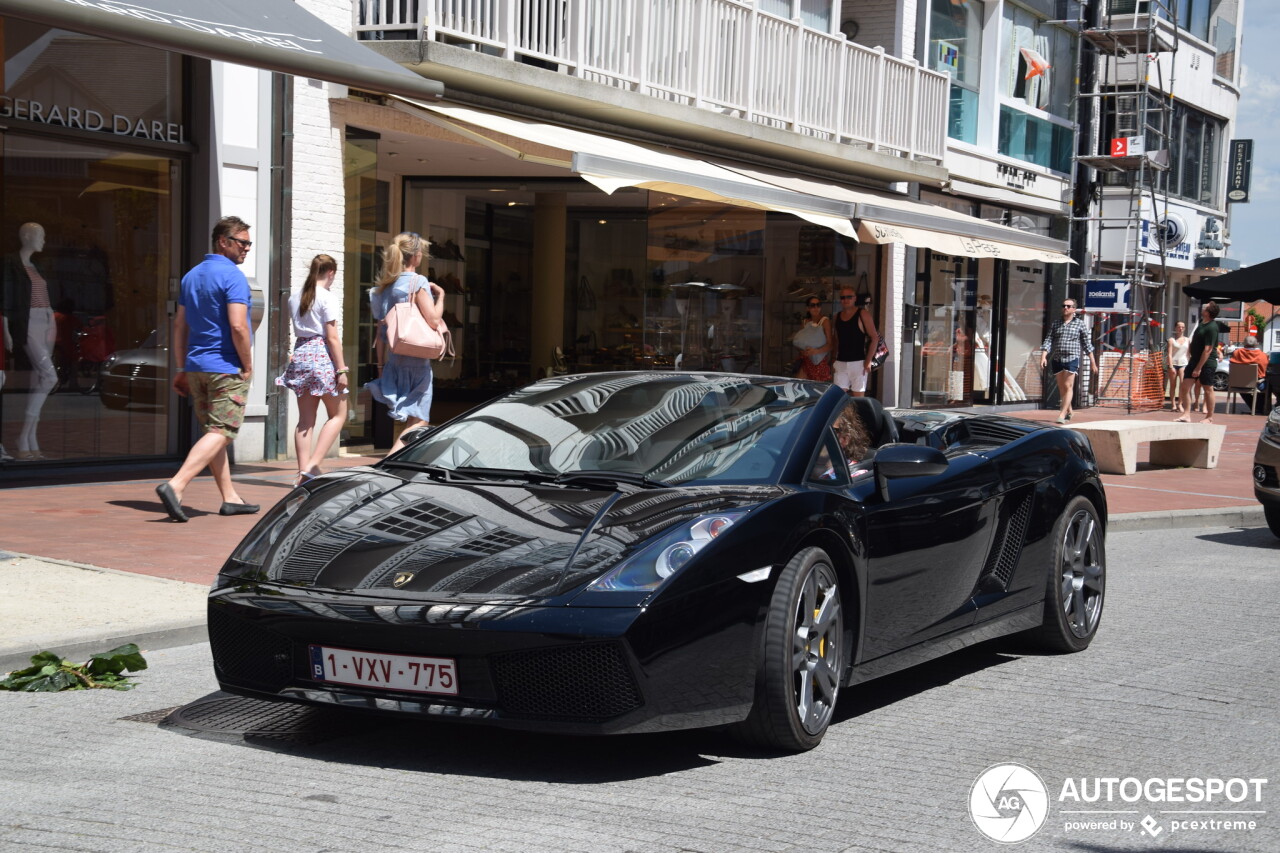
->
[1069, 420, 1226, 476]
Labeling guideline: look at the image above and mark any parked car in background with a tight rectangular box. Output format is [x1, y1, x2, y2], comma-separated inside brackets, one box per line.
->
[1254, 405, 1280, 538]
[208, 372, 1108, 751]
[98, 331, 165, 410]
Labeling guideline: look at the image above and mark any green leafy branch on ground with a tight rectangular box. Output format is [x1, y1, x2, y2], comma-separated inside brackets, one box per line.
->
[1, 644, 148, 692]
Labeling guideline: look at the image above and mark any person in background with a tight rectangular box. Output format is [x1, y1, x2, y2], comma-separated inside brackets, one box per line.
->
[154, 215, 259, 522]
[1231, 334, 1268, 382]
[1040, 297, 1097, 424]
[831, 290, 879, 397]
[1165, 320, 1189, 413]
[792, 296, 832, 381]
[276, 254, 349, 486]
[367, 232, 445, 454]
[1176, 301, 1223, 424]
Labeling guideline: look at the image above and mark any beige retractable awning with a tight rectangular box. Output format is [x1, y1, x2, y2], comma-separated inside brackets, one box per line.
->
[4, 0, 444, 101]
[716, 165, 1074, 265]
[394, 99, 858, 238]
[395, 99, 1072, 264]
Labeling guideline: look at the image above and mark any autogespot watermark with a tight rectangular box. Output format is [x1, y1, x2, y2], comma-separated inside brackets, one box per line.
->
[969, 766, 1268, 844]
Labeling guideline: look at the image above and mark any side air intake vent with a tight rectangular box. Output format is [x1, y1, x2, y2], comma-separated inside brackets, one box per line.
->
[978, 489, 1035, 593]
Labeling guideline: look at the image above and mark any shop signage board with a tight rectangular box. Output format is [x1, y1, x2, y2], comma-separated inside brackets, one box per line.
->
[1227, 140, 1252, 203]
[1084, 279, 1131, 311]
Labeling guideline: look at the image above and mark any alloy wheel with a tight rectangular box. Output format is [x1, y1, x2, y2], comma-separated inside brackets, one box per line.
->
[1059, 508, 1104, 638]
[791, 562, 842, 735]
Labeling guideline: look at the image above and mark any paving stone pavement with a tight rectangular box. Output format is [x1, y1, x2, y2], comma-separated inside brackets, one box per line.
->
[1, 524, 1276, 853]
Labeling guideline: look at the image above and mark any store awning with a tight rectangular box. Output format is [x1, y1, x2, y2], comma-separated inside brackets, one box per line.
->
[393, 98, 1072, 263]
[717, 165, 1074, 265]
[3, 0, 444, 101]
[395, 99, 858, 238]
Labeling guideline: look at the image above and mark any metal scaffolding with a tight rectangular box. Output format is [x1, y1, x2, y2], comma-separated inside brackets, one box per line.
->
[1071, 0, 1183, 413]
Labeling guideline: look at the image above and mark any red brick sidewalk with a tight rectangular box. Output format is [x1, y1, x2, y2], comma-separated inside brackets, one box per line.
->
[0, 405, 1267, 585]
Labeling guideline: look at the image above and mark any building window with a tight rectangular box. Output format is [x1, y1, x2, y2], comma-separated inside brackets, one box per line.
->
[930, 0, 983, 144]
[1212, 0, 1239, 81]
[999, 106, 1073, 173]
[759, 0, 832, 32]
[1103, 97, 1223, 205]
[996, 3, 1075, 172]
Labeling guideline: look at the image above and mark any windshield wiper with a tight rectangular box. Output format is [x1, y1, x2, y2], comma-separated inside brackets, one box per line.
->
[553, 470, 668, 489]
[452, 466, 559, 483]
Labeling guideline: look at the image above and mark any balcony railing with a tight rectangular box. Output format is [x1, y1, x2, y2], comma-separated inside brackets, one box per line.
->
[354, 0, 948, 163]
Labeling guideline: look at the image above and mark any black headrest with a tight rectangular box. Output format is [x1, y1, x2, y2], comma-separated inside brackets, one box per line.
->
[851, 396, 898, 448]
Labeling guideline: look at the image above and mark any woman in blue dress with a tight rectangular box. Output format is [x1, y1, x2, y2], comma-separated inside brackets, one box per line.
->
[367, 232, 445, 453]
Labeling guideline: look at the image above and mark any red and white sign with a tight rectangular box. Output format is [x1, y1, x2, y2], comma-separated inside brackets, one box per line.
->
[1110, 136, 1145, 157]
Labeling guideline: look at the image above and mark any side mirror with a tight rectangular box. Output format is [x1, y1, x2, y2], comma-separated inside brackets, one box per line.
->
[874, 443, 948, 501]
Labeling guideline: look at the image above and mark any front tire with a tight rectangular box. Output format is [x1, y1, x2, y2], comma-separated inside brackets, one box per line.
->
[736, 547, 844, 752]
[1035, 496, 1105, 652]
[1264, 503, 1280, 539]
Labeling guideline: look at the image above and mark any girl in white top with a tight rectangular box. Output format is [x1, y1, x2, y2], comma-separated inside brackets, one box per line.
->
[1166, 320, 1190, 413]
[275, 254, 349, 485]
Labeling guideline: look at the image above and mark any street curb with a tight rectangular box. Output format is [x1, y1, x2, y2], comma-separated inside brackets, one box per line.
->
[0, 623, 209, 677]
[1107, 505, 1268, 533]
[0, 552, 209, 676]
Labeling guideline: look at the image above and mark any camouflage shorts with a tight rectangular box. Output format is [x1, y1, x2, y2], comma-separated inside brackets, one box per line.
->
[187, 372, 249, 438]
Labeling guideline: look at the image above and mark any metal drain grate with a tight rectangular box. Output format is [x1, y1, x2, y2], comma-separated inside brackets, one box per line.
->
[120, 706, 183, 724]
[163, 695, 357, 746]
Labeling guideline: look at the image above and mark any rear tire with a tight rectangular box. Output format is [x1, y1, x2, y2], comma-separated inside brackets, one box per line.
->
[1035, 496, 1105, 653]
[1264, 504, 1280, 539]
[735, 547, 844, 752]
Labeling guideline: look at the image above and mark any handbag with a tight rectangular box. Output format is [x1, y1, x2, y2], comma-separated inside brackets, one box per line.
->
[384, 277, 455, 360]
[868, 337, 890, 370]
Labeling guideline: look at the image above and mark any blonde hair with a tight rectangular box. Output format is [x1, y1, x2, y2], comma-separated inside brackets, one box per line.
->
[299, 254, 338, 317]
[375, 232, 425, 290]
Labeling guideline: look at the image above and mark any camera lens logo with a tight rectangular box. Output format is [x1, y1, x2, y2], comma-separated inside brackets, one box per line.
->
[969, 763, 1050, 844]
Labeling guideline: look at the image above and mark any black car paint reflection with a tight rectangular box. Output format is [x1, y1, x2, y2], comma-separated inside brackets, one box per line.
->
[209, 372, 1107, 749]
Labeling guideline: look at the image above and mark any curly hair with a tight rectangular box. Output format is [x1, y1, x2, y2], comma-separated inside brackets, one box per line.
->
[832, 405, 871, 463]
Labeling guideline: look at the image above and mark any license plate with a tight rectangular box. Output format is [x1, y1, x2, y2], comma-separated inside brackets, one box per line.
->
[308, 645, 458, 695]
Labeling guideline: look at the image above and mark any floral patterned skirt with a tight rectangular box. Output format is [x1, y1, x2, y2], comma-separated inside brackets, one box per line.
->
[801, 359, 833, 382]
[276, 336, 339, 396]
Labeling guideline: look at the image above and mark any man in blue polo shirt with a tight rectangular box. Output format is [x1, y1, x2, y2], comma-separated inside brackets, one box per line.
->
[155, 216, 259, 522]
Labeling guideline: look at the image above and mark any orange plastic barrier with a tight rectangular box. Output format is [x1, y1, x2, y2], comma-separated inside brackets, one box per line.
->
[1094, 350, 1166, 412]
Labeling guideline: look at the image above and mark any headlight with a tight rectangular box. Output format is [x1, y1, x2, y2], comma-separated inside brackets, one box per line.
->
[99, 353, 118, 374]
[227, 490, 309, 568]
[586, 511, 747, 593]
[1269, 406, 1280, 429]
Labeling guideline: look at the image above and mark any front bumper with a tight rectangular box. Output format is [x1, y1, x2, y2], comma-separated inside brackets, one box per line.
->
[1254, 417, 1280, 507]
[208, 579, 758, 735]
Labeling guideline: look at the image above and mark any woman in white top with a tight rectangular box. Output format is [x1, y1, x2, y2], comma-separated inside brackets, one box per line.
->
[1166, 320, 1190, 413]
[276, 254, 349, 485]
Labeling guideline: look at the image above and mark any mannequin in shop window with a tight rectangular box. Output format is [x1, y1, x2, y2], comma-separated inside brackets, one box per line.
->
[973, 294, 993, 395]
[2, 223, 58, 460]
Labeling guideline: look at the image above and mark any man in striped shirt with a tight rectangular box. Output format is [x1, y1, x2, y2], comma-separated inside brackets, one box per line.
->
[1040, 298, 1097, 424]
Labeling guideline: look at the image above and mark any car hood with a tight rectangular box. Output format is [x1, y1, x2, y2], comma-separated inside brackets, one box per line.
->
[256, 468, 781, 600]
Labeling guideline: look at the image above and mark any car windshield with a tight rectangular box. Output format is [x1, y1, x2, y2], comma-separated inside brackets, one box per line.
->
[395, 373, 826, 486]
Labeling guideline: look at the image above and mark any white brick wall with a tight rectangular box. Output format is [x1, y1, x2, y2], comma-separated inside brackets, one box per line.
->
[294, 0, 350, 325]
[279, 1, 352, 459]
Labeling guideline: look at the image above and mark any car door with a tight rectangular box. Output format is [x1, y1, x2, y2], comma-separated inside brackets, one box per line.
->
[849, 411, 1002, 660]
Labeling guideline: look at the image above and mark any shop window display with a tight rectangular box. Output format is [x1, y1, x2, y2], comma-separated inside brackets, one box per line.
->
[1, 136, 178, 462]
[0, 21, 183, 464]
